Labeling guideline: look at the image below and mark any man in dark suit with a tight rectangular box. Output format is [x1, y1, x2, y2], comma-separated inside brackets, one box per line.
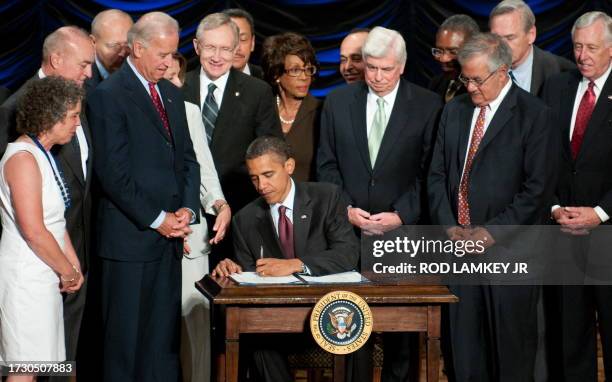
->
[213, 136, 360, 382]
[428, 14, 480, 103]
[86, 12, 199, 382]
[85, 9, 133, 94]
[542, 12, 612, 381]
[318, 26, 442, 382]
[183, 12, 280, 213]
[223, 8, 264, 79]
[489, 0, 575, 96]
[428, 33, 556, 381]
[0, 26, 95, 378]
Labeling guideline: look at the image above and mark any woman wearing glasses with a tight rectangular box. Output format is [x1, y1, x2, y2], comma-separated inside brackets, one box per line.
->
[261, 32, 321, 181]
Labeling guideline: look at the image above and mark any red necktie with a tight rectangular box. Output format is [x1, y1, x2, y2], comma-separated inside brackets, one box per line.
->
[278, 205, 295, 259]
[570, 81, 596, 160]
[458, 106, 487, 227]
[148, 82, 172, 140]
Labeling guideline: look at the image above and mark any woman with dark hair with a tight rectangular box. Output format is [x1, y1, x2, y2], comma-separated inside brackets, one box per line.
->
[0, 76, 84, 380]
[261, 32, 322, 181]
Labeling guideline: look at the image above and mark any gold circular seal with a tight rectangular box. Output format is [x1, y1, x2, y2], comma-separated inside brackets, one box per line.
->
[310, 290, 373, 355]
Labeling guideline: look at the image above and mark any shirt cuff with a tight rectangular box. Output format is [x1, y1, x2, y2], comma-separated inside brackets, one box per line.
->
[150, 211, 166, 229]
[184, 208, 196, 224]
[594, 206, 609, 223]
[298, 263, 312, 275]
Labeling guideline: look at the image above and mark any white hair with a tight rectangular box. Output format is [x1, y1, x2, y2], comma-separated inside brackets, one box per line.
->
[572, 11, 612, 45]
[195, 13, 239, 49]
[490, 0, 536, 33]
[362, 26, 407, 65]
[127, 12, 179, 49]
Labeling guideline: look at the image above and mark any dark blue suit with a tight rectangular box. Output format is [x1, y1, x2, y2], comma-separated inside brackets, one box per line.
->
[87, 62, 199, 382]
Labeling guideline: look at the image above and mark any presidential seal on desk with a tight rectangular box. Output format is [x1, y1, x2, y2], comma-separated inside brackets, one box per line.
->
[310, 291, 373, 354]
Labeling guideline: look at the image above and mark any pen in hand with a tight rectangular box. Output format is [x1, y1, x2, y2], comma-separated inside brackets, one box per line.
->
[260, 245, 264, 260]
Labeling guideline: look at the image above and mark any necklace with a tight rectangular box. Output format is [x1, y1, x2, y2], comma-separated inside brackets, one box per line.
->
[276, 95, 296, 124]
[27, 134, 71, 210]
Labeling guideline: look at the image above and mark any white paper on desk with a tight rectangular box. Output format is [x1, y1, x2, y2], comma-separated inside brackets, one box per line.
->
[300, 271, 367, 284]
[229, 272, 303, 285]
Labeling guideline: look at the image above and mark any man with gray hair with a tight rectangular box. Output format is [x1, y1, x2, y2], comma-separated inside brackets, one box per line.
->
[183, 12, 280, 214]
[0, 26, 94, 377]
[490, 0, 574, 95]
[86, 9, 133, 93]
[542, 11, 612, 381]
[429, 14, 480, 102]
[87, 11, 200, 382]
[318, 26, 442, 381]
[428, 32, 556, 381]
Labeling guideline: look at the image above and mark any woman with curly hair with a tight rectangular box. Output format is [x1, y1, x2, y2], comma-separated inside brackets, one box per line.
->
[0, 76, 84, 381]
[261, 32, 322, 181]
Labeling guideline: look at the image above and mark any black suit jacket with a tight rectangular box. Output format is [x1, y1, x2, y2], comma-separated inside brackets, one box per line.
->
[233, 181, 359, 276]
[182, 67, 281, 211]
[84, 62, 104, 97]
[428, 84, 557, 233]
[317, 79, 442, 224]
[0, 75, 93, 270]
[428, 73, 467, 103]
[87, 62, 200, 262]
[530, 45, 575, 96]
[542, 69, 612, 213]
[248, 63, 264, 80]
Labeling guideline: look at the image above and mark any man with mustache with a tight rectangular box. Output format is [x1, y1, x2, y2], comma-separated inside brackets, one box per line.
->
[339, 28, 369, 84]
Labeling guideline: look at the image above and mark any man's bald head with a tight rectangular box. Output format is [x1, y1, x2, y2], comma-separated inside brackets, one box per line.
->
[41, 26, 95, 87]
[90, 9, 133, 74]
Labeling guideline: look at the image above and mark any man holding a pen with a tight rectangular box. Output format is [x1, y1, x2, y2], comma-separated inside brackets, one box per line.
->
[211, 136, 366, 382]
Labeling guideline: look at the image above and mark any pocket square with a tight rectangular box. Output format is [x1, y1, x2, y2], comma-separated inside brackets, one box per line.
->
[301, 215, 307, 219]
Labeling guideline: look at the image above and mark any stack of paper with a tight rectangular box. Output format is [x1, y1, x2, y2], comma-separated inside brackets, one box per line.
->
[230, 272, 303, 285]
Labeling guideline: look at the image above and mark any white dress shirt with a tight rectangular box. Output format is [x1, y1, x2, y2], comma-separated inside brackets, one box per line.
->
[242, 64, 251, 76]
[366, 81, 400, 137]
[510, 45, 534, 92]
[270, 178, 296, 236]
[199, 68, 230, 112]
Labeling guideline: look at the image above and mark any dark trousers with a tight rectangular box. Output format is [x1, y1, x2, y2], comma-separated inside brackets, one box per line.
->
[448, 285, 539, 382]
[101, 249, 182, 382]
[381, 333, 419, 382]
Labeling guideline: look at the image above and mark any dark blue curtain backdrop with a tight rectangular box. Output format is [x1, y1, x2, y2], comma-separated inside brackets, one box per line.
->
[0, 0, 610, 96]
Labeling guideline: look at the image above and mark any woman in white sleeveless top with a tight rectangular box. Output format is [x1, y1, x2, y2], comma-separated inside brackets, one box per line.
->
[0, 77, 84, 381]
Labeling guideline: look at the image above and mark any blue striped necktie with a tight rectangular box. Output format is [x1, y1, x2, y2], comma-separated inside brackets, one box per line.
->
[202, 83, 218, 144]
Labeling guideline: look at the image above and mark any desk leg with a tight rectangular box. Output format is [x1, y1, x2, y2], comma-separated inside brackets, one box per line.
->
[333, 354, 346, 382]
[426, 306, 441, 382]
[226, 307, 240, 382]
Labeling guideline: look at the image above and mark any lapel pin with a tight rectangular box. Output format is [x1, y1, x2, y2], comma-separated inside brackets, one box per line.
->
[235, 92, 240, 97]
[167, 98, 173, 103]
[301, 215, 307, 219]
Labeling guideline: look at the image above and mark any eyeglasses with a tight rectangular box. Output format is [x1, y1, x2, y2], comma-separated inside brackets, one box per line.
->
[431, 47, 459, 58]
[200, 44, 234, 59]
[284, 66, 317, 77]
[458, 67, 499, 87]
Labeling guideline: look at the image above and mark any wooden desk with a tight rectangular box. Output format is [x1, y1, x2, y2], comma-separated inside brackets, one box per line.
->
[196, 275, 457, 382]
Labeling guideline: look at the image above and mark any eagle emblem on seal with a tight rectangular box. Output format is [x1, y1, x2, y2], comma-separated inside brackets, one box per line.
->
[328, 307, 357, 339]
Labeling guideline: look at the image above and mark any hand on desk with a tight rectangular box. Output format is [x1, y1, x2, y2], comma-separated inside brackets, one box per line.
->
[212, 258, 243, 278]
[256, 258, 303, 277]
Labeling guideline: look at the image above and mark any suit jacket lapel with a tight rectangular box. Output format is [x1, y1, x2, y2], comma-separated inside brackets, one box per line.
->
[578, 73, 612, 161]
[121, 65, 172, 143]
[560, 72, 581, 158]
[475, 85, 516, 156]
[183, 69, 201, 106]
[255, 200, 284, 259]
[57, 136, 84, 186]
[457, 100, 473, 174]
[530, 46, 545, 94]
[159, 80, 179, 145]
[349, 84, 372, 171]
[292, 183, 311, 260]
[374, 80, 413, 170]
[214, 69, 240, 144]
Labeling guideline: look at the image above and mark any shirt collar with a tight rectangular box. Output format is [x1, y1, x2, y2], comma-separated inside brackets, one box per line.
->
[95, 56, 110, 80]
[581, 60, 612, 91]
[271, 178, 296, 211]
[200, 66, 230, 93]
[482, 78, 513, 113]
[367, 79, 400, 105]
[242, 64, 251, 75]
[127, 57, 155, 90]
[37, 68, 46, 79]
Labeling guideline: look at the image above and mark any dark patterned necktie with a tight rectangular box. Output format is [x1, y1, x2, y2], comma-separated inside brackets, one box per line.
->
[458, 106, 487, 226]
[278, 205, 295, 259]
[570, 81, 596, 160]
[202, 83, 218, 144]
[148, 82, 172, 140]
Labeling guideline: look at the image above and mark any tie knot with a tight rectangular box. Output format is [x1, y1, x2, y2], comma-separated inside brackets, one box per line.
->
[376, 97, 385, 107]
[148, 82, 156, 91]
[587, 81, 595, 90]
[208, 82, 217, 93]
[479, 105, 487, 116]
[279, 205, 287, 215]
